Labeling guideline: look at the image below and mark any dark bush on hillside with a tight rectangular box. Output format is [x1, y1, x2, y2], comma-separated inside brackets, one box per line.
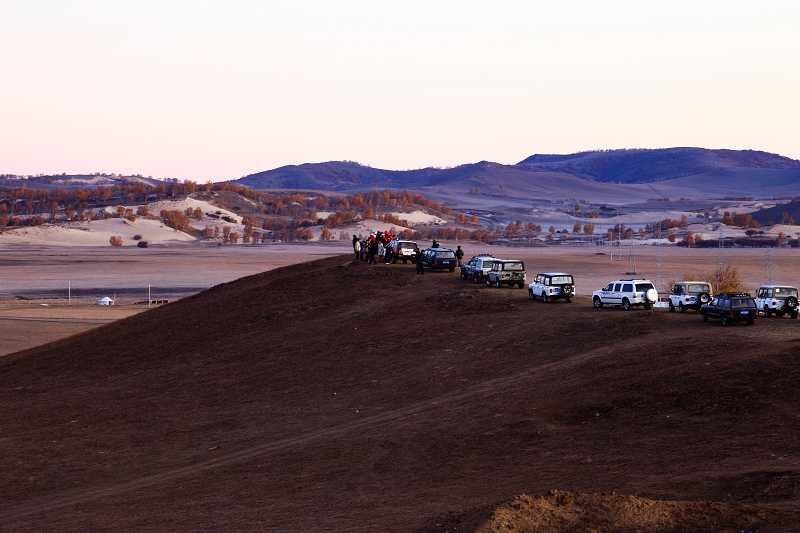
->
[133, 234, 142, 240]
[137, 241, 149, 248]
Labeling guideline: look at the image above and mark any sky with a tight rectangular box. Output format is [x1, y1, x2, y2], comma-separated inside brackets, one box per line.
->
[1, 0, 798, 183]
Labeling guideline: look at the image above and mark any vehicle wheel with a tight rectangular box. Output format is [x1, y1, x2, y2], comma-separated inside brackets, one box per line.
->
[449, 267, 455, 272]
[518, 281, 524, 288]
[679, 303, 685, 313]
[528, 289, 535, 301]
[698, 292, 710, 305]
[430, 265, 435, 273]
[622, 298, 631, 311]
[792, 311, 798, 320]
[764, 306, 772, 318]
[565, 296, 571, 303]
[542, 293, 548, 303]
[669, 302, 675, 312]
[747, 319, 754, 325]
[721, 316, 729, 327]
[702, 312, 708, 322]
[495, 280, 501, 288]
[593, 297, 603, 308]
[403, 259, 407, 264]
[644, 303, 651, 310]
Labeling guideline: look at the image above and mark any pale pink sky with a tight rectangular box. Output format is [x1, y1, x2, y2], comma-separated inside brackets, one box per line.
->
[2, 1, 798, 182]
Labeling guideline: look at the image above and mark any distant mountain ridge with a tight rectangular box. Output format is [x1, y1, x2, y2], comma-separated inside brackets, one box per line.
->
[518, 148, 800, 184]
[233, 148, 800, 194]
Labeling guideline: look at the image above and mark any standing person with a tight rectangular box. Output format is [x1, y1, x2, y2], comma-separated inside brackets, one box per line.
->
[455, 245, 464, 267]
[352, 235, 360, 259]
[415, 247, 424, 274]
[368, 235, 378, 264]
[377, 241, 385, 263]
[432, 239, 439, 248]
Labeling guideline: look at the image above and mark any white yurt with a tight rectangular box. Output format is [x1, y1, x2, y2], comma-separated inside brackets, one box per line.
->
[97, 297, 115, 306]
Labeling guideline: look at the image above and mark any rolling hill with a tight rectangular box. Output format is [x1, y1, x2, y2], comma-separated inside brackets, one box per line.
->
[232, 148, 800, 204]
[2, 256, 800, 531]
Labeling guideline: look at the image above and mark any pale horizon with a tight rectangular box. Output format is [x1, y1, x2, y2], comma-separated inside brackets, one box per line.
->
[2, 1, 798, 183]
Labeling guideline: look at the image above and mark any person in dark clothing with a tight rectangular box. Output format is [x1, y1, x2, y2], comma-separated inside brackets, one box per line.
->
[415, 247, 424, 274]
[455, 245, 464, 267]
[367, 236, 378, 264]
[432, 239, 439, 248]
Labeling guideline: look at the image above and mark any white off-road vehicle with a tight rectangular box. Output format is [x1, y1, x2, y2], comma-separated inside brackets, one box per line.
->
[528, 272, 575, 303]
[755, 285, 799, 319]
[592, 279, 658, 310]
[668, 281, 713, 313]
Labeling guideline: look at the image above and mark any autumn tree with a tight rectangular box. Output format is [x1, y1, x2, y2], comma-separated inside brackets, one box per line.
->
[109, 236, 123, 247]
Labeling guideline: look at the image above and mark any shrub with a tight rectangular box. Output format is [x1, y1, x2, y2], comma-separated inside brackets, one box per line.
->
[133, 234, 142, 240]
[109, 236, 123, 247]
[137, 241, 149, 248]
[672, 265, 749, 294]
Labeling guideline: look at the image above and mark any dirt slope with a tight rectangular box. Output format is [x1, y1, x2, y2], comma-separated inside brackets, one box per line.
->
[1, 256, 799, 531]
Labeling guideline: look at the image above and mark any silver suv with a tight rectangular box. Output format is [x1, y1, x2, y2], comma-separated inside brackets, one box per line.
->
[668, 281, 713, 313]
[755, 285, 799, 319]
[592, 279, 658, 310]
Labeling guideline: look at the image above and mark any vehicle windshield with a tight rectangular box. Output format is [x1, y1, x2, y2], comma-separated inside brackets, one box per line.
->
[687, 284, 710, 294]
[550, 275, 573, 285]
[731, 298, 755, 308]
[482, 261, 495, 268]
[437, 251, 456, 259]
[398, 242, 416, 249]
[635, 283, 655, 292]
[503, 262, 524, 271]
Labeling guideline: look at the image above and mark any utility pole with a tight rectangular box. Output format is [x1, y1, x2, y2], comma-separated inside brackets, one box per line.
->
[765, 247, 772, 285]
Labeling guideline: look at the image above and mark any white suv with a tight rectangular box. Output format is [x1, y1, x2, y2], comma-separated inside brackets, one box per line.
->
[592, 279, 658, 311]
[668, 281, 713, 313]
[528, 272, 575, 303]
[755, 285, 799, 319]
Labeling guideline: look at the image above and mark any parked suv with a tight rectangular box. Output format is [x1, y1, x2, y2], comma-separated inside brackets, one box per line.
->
[528, 272, 575, 303]
[754, 285, 799, 319]
[460, 255, 496, 283]
[486, 259, 526, 288]
[701, 293, 758, 326]
[420, 248, 457, 272]
[387, 240, 418, 264]
[668, 281, 713, 313]
[592, 279, 658, 310]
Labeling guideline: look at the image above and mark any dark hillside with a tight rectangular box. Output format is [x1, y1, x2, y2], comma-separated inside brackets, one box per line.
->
[2, 257, 800, 531]
[518, 148, 800, 183]
[752, 197, 800, 226]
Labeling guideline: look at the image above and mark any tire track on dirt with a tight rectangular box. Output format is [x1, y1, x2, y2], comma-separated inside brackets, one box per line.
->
[2, 339, 636, 521]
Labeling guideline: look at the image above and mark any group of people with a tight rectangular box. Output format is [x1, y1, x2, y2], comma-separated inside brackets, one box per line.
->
[353, 233, 465, 275]
[352, 231, 394, 264]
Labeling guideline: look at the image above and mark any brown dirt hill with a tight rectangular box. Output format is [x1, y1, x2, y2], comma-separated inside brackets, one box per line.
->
[2, 256, 800, 531]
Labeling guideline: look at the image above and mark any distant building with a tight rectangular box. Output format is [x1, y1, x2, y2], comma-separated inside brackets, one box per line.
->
[98, 297, 115, 306]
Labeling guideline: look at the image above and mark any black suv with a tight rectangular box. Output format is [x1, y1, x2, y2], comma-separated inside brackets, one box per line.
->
[420, 248, 457, 272]
[700, 293, 758, 326]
